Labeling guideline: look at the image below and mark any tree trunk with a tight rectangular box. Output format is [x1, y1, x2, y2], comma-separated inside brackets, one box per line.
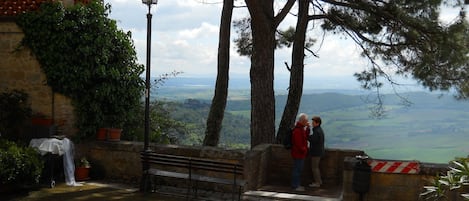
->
[203, 0, 233, 146]
[245, 0, 276, 148]
[277, 0, 309, 143]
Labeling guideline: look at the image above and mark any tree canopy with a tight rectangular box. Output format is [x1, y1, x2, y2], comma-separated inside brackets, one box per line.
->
[237, 0, 469, 147]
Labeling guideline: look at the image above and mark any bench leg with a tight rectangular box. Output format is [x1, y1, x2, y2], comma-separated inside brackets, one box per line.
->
[238, 186, 242, 201]
[193, 180, 199, 199]
[185, 178, 192, 200]
[151, 175, 157, 192]
[140, 173, 151, 193]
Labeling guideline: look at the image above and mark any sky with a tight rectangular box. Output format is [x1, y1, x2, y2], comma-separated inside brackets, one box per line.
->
[103, 0, 465, 90]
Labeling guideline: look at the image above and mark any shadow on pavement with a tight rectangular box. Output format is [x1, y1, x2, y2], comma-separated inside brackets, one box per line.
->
[8, 181, 185, 201]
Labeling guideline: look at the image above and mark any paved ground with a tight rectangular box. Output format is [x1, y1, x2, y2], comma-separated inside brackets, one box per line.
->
[5, 181, 342, 201]
[258, 183, 342, 198]
[7, 181, 185, 201]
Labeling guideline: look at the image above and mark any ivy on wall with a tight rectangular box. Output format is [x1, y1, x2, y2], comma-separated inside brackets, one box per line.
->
[16, 1, 144, 140]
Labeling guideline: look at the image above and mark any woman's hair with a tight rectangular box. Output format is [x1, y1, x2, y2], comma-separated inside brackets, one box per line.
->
[298, 113, 308, 121]
[312, 116, 322, 126]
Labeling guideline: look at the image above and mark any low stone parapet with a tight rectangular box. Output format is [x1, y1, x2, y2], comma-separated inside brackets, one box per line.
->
[342, 156, 449, 201]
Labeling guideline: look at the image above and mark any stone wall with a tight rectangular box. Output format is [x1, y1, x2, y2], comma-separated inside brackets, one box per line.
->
[342, 157, 453, 201]
[0, 19, 76, 137]
[266, 144, 364, 187]
[78, 142, 364, 191]
[77, 141, 247, 186]
[244, 143, 272, 190]
[76, 142, 459, 200]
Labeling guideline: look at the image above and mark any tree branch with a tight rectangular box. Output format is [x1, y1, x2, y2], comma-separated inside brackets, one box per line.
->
[308, 14, 328, 20]
[305, 47, 319, 58]
[273, 0, 296, 28]
[284, 61, 291, 72]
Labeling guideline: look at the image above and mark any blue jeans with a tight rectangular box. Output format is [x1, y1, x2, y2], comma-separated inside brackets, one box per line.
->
[292, 158, 305, 188]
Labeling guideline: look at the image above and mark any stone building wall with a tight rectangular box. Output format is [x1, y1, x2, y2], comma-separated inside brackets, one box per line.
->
[0, 19, 76, 137]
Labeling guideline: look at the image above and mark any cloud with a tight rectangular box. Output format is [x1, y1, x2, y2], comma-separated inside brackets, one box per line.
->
[105, 0, 458, 90]
[178, 22, 219, 39]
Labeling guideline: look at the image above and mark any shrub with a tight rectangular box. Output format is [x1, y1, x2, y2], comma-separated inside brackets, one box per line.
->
[17, 1, 144, 140]
[420, 158, 469, 200]
[0, 139, 43, 186]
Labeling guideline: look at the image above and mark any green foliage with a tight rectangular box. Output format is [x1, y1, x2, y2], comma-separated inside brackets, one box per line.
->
[122, 99, 189, 144]
[173, 99, 250, 147]
[420, 158, 469, 201]
[142, 98, 250, 147]
[0, 90, 32, 142]
[0, 139, 43, 185]
[319, 0, 469, 98]
[16, 1, 144, 139]
[277, 26, 315, 49]
[233, 17, 315, 57]
[233, 17, 253, 57]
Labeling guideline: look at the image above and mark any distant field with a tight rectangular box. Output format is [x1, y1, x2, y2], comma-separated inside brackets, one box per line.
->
[229, 110, 250, 118]
[322, 105, 469, 163]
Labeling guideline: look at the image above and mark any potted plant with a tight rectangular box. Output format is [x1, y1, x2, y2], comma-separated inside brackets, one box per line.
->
[100, 114, 123, 141]
[31, 112, 53, 126]
[75, 157, 91, 181]
[96, 127, 108, 141]
[107, 128, 122, 141]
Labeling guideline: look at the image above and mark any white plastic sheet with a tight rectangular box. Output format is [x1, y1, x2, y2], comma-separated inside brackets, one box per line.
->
[29, 138, 82, 186]
[29, 138, 64, 156]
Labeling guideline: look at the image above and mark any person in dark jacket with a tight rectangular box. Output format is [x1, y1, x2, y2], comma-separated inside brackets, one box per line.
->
[291, 113, 310, 191]
[308, 116, 325, 188]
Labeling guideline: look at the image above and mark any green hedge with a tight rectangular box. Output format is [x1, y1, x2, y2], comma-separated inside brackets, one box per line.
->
[0, 139, 43, 186]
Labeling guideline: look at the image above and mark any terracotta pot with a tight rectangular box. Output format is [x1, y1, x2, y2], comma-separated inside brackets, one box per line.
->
[31, 118, 53, 126]
[107, 128, 122, 141]
[75, 167, 90, 181]
[96, 128, 108, 141]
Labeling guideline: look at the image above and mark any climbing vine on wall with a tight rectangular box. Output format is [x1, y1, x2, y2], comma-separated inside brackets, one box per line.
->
[16, 1, 144, 140]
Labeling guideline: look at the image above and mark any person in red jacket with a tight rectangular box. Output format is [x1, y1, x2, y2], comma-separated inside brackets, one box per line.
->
[291, 113, 310, 191]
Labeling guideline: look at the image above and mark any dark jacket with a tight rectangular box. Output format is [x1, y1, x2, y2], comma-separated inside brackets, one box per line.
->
[308, 125, 325, 157]
[291, 122, 309, 159]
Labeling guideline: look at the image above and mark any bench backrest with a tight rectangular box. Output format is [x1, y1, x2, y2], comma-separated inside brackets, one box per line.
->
[141, 152, 244, 176]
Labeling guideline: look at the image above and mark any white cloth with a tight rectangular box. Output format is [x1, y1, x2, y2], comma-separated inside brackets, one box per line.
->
[29, 138, 65, 156]
[29, 138, 81, 186]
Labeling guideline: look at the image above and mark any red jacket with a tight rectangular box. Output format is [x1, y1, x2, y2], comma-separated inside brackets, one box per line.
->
[291, 122, 309, 159]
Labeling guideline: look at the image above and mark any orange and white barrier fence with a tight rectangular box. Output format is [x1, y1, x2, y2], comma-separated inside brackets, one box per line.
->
[368, 160, 420, 174]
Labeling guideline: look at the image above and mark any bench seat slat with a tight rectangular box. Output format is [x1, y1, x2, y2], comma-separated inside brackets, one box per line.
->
[192, 173, 246, 186]
[148, 169, 190, 180]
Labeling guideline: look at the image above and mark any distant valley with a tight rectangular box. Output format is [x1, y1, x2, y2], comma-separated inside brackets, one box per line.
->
[151, 77, 469, 163]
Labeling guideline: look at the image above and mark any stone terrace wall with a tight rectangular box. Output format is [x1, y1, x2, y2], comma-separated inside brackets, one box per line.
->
[265, 144, 364, 187]
[0, 19, 75, 137]
[77, 142, 460, 200]
[78, 142, 364, 191]
[77, 141, 247, 186]
[342, 157, 455, 201]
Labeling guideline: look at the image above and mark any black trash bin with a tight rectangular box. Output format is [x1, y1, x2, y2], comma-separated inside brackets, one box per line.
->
[352, 155, 371, 201]
[40, 152, 64, 188]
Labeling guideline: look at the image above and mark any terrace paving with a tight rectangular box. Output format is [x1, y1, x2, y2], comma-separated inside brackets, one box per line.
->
[8, 181, 184, 201]
[6, 180, 342, 201]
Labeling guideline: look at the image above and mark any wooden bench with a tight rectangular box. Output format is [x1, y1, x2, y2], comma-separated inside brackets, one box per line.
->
[140, 152, 245, 200]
